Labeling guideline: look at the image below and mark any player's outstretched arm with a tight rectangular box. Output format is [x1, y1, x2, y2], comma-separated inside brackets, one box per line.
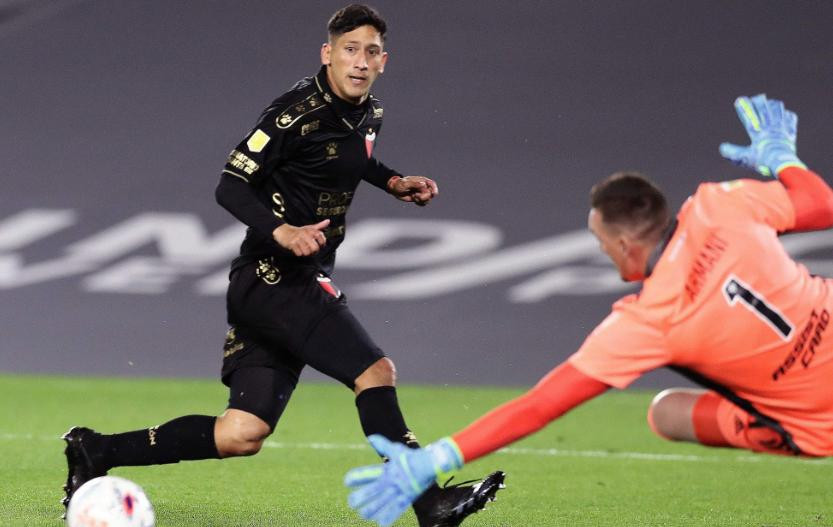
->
[719, 94, 806, 177]
[777, 167, 833, 231]
[718, 94, 833, 231]
[344, 363, 608, 526]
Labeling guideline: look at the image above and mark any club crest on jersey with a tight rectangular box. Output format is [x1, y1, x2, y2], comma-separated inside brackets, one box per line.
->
[365, 129, 376, 158]
[316, 274, 342, 298]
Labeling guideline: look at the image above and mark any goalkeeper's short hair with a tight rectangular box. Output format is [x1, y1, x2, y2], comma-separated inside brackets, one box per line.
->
[590, 171, 670, 241]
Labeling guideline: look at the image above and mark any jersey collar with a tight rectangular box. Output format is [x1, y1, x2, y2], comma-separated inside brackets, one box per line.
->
[644, 219, 678, 279]
[314, 66, 371, 130]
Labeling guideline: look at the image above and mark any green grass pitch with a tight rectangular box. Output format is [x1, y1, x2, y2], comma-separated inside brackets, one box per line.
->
[1, 373, 831, 526]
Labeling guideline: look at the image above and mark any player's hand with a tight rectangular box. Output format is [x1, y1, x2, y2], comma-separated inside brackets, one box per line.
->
[344, 435, 463, 527]
[388, 176, 439, 206]
[719, 94, 806, 177]
[273, 219, 330, 257]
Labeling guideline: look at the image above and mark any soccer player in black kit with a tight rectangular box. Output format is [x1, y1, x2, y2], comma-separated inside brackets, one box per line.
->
[61, 4, 504, 526]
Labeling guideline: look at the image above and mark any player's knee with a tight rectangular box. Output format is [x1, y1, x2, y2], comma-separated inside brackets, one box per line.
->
[354, 357, 397, 393]
[647, 388, 700, 442]
[215, 409, 272, 457]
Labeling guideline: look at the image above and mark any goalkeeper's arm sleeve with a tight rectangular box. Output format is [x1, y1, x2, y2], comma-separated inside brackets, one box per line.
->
[778, 167, 833, 231]
[452, 362, 609, 463]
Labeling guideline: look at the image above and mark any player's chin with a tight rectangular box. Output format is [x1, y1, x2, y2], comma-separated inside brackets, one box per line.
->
[345, 85, 371, 100]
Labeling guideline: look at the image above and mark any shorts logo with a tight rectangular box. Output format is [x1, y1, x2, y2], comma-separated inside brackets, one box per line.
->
[256, 259, 281, 285]
[317, 274, 341, 298]
[223, 327, 245, 357]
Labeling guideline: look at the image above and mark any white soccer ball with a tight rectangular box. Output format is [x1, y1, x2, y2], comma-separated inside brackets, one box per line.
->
[66, 475, 155, 527]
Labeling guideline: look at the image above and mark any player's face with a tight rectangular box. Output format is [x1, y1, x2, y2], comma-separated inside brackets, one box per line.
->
[588, 208, 646, 282]
[321, 25, 388, 105]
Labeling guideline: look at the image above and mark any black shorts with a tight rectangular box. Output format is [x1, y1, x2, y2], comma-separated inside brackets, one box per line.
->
[220, 258, 384, 389]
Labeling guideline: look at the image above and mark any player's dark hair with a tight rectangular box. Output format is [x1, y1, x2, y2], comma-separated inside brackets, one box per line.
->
[590, 171, 670, 241]
[328, 4, 387, 41]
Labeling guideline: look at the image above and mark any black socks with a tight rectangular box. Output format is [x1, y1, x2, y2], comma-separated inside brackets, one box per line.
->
[96, 415, 220, 470]
[355, 386, 441, 512]
[355, 386, 419, 447]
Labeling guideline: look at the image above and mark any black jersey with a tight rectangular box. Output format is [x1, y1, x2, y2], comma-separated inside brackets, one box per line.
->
[218, 66, 397, 274]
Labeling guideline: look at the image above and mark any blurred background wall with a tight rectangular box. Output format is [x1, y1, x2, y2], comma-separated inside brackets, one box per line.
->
[2, 0, 832, 387]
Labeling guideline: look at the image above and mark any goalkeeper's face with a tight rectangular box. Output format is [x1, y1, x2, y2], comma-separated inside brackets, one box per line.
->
[588, 208, 649, 282]
[321, 25, 388, 105]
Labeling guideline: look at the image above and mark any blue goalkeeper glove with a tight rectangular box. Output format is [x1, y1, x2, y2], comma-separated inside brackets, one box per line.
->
[719, 94, 806, 177]
[344, 434, 464, 527]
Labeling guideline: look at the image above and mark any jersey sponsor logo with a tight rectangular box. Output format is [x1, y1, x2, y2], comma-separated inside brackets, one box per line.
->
[772, 309, 829, 381]
[0, 210, 830, 302]
[365, 129, 376, 158]
[317, 191, 354, 217]
[301, 120, 320, 136]
[246, 129, 271, 153]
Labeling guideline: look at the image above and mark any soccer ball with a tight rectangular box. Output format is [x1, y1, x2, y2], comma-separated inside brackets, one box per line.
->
[66, 475, 155, 527]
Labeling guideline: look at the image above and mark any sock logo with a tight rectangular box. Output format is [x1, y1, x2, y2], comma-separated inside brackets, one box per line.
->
[148, 426, 158, 446]
[403, 430, 419, 448]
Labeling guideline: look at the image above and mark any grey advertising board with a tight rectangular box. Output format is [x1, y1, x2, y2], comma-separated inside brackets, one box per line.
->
[2, 0, 832, 387]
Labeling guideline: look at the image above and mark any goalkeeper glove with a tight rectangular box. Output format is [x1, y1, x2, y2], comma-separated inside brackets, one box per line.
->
[719, 93, 806, 177]
[344, 434, 464, 527]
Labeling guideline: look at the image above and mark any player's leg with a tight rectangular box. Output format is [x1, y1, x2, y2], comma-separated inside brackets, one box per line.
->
[647, 388, 731, 446]
[62, 327, 299, 511]
[215, 362, 301, 457]
[651, 388, 805, 455]
[302, 307, 504, 527]
[648, 388, 719, 444]
[61, 413, 222, 510]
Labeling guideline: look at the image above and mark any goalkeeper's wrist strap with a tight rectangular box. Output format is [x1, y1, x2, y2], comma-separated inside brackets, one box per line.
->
[426, 437, 465, 480]
[775, 160, 807, 175]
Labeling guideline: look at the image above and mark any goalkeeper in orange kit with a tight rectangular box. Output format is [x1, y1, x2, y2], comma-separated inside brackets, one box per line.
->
[344, 94, 833, 526]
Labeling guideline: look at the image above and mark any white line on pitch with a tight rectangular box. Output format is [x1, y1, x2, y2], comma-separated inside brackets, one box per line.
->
[3, 433, 831, 466]
[261, 441, 833, 466]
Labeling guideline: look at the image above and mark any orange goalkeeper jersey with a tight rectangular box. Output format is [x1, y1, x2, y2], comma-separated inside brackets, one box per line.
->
[569, 178, 833, 455]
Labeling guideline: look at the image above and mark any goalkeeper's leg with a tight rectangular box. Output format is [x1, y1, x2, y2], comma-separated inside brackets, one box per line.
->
[647, 388, 729, 446]
[648, 388, 799, 455]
